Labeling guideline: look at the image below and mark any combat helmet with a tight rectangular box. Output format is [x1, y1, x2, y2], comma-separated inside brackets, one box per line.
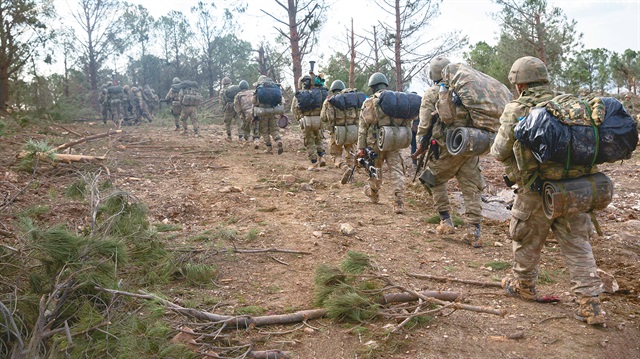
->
[123, 85, 130, 92]
[239, 80, 249, 90]
[367, 72, 389, 88]
[330, 80, 345, 93]
[429, 57, 451, 82]
[508, 56, 549, 85]
[131, 86, 139, 93]
[299, 75, 312, 89]
[172, 77, 181, 84]
[222, 77, 232, 85]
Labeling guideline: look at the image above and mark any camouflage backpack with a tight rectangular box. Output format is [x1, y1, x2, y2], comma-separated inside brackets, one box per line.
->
[440, 63, 512, 132]
[224, 85, 242, 103]
[180, 81, 202, 106]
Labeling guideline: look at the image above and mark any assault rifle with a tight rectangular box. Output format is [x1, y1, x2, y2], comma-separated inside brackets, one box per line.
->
[411, 112, 439, 182]
[347, 147, 380, 183]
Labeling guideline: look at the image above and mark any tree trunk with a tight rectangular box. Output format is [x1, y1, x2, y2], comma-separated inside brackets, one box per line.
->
[287, 0, 302, 91]
[0, 65, 8, 110]
[349, 18, 356, 88]
[373, 26, 380, 73]
[394, 0, 402, 91]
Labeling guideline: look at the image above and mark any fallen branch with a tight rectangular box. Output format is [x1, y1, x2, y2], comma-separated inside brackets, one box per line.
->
[170, 247, 313, 256]
[407, 272, 502, 288]
[53, 154, 107, 163]
[55, 129, 123, 152]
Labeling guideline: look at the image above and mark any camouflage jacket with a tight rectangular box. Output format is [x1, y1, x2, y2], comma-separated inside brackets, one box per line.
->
[418, 83, 472, 148]
[219, 85, 231, 106]
[234, 89, 254, 117]
[165, 86, 181, 103]
[491, 85, 598, 193]
[320, 95, 334, 126]
[357, 91, 381, 150]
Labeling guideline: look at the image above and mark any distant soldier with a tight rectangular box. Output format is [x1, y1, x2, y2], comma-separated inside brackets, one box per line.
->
[122, 85, 135, 124]
[178, 80, 203, 136]
[106, 83, 124, 128]
[292, 73, 327, 170]
[144, 85, 159, 116]
[165, 77, 182, 131]
[219, 77, 241, 141]
[98, 83, 110, 124]
[234, 80, 260, 148]
[132, 86, 153, 123]
[252, 75, 284, 154]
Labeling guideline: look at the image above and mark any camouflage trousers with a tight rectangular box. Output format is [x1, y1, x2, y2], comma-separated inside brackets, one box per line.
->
[101, 104, 109, 123]
[180, 106, 199, 134]
[509, 191, 603, 297]
[171, 104, 182, 128]
[258, 115, 281, 147]
[329, 140, 355, 169]
[370, 149, 405, 202]
[109, 102, 123, 127]
[136, 102, 153, 122]
[302, 116, 325, 162]
[427, 150, 484, 224]
[223, 104, 240, 138]
[239, 111, 259, 140]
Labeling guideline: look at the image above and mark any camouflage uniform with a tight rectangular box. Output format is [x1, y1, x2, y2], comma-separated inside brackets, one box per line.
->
[234, 89, 259, 144]
[357, 91, 406, 212]
[491, 57, 603, 318]
[165, 84, 182, 130]
[107, 86, 124, 128]
[292, 91, 326, 168]
[417, 83, 485, 232]
[179, 85, 201, 135]
[320, 88, 357, 173]
[122, 86, 134, 122]
[98, 86, 109, 124]
[252, 76, 283, 154]
[219, 78, 240, 140]
[132, 87, 153, 123]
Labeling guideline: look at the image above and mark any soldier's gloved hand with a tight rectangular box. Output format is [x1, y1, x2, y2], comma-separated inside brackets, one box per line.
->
[356, 149, 366, 158]
[411, 145, 423, 161]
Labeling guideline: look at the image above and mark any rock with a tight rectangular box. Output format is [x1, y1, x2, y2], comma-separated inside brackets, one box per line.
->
[300, 183, 313, 192]
[493, 241, 504, 247]
[303, 327, 315, 334]
[312, 231, 323, 238]
[282, 174, 296, 184]
[170, 326, 198, 350]
[219, 186, 242, 193]
[340, 223, 355, 236]
[162, 218, 170, 224]
[597, 269, 619, 293]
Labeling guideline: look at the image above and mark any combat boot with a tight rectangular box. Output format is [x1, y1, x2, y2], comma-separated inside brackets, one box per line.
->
[307, 160, 319, 171]
[464, 223, 482, 248]
[225, 132, 232, 142]
[436, 211, 455, 235]
[264, 145, 273, 154]
[174, 126, 180, 131]
[318, 154, 326, 167]
[254, 139, 260, 150]
[364, 185, 379, 204]
[393, 199, 404, 214]
[340, 166, 352, 185]
[575, 296, 606, 325]
[502, 276, 538, 301]
[277, 141, 284, 155]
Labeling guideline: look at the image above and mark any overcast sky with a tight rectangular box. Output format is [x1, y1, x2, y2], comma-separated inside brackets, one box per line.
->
[54, 0, 640, 87]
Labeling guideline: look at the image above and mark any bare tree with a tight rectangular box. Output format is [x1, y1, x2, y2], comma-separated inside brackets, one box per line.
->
[374, 0, 467, 91]
[261, 0, 326, 91]
[0, 0, 53, 110]
[157, 11, 193, 79]
[70, 0, 127, 90]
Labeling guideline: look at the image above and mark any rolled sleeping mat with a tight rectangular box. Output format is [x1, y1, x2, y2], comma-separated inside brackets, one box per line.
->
[301, 115, 321, 131]
[446, 127, 494, 156]
[333, 125, 358, 146]
[253, 105, 285, 116]
[377, 126, 411, 152]
[541, 172, 614, 219]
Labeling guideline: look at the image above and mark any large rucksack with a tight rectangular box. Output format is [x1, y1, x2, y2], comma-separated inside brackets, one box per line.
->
[180, 81, 202, 106]
[514, 95, 638, 167]
[295, 87, 328, 111]
[377, 91, 422, 119]
[255, 81, 282, 107]
[224, 85, 242, 102]
[440, 63, 512, 132]
[328, 90, 367, 111]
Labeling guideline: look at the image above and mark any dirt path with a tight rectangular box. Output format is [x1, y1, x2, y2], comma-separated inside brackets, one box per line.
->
[2, 117, 640, 358]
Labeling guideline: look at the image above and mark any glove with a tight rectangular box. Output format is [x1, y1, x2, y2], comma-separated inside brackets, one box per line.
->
[356, 149, 366, 158]
[411, 144, 423, 160]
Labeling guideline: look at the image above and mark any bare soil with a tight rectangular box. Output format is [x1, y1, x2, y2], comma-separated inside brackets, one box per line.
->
[2, 114, 640, 358]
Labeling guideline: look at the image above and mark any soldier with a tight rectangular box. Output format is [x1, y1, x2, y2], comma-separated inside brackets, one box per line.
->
[122, 85, 134, 124]
[107, 84, 124, 128]
[98, 82, 110, 124]
[292, 74, 327, 170]
[219, 77, 241, 141]
[131, 86, 153, 123]
[491, 56, 605, 325]
[143, 85, 159, 116]
[178, 80, 202, 136]
[165, 77, 182, 131]
[252, 75, 284, 154]
[234, 80, 260, 148]
[320, 79, 358, 183]
[415, 57, 485, 248]
[357, 72, 407, 214]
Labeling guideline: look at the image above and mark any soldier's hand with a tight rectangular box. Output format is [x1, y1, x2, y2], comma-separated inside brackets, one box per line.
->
[411, 145, 423, 161]
[356, 149, 366, 158]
